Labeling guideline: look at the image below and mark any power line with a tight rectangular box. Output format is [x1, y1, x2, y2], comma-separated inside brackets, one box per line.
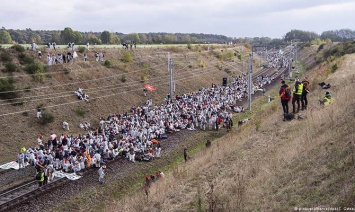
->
[0, 68, 218, 117]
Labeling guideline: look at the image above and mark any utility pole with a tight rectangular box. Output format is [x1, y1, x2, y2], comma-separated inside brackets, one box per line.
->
[157, 52, 174, 101]
[168, 53, 174, 101]
[241, 46, 244, 75]
[248, 53, 253, 111]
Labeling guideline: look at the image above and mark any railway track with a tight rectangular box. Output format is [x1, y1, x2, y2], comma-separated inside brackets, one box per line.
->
[0, 178, 66, 211]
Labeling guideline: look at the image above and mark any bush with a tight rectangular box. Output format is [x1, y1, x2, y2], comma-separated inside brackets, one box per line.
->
[4, 62, 18, 72]
[141, 75, 148, 82]
[0, 52, 12, 62]
[0, 78, 19, 99]
[104, 60, 111, 68]
[22, 111, 29, 116]
[25, 62, 45, 74]
[217, 61, 222, 70]
[78, 46, 86, 53]
[120, 75, 126, 82]
[187, 44, 192, 50]
[318, 44, 325, 52]
[18, 53, 34, 65]
[122, 51, 133, 63]
[39, 109, 54, 125]
[75, 108, 88, 117]
[11, 44, 25, 53]
[199, 60, 206, 68]
[331, 63, 338, 73]
[33, 72, 46, 83]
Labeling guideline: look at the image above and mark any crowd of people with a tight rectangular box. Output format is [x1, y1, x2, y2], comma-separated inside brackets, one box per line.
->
[13, 48, 293, 187]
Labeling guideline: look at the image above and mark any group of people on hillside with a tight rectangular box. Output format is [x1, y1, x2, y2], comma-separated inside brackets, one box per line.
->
[279, 75, 333, 121]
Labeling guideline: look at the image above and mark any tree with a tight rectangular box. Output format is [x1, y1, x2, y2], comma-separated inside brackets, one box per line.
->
[0, 30, 12, 44]
[139, 33, 148, 44]
[110, 33, 120, 44]
[60, 27, 75, 44]
[127, 33, 140, 44]
[152, 35, 162, 44]
[182, 34, 191, 43]
[163, 34, 177, 44]
[88, 35, 102, 45]
[101, 31, 111, 44]
[73, 31, 83, 44]
[284, 29, 319, 42]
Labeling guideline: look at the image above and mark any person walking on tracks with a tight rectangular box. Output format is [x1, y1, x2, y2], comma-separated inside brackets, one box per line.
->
[279, 80, 291, 115]
[98, 165, 106, 184]
[292, 79, 303, 114]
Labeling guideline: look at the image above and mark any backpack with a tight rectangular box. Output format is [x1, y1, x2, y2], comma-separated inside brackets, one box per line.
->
[280, 86, 291, 100]
[285, 86, 291, 99]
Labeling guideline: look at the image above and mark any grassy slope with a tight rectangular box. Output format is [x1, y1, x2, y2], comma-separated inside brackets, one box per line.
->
[0, 44, 255, 163]
[111, 48, 355, 211]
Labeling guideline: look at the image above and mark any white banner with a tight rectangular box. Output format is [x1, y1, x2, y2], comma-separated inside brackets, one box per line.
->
[0, 161, 20, 170]
[52, 171, 82, 181]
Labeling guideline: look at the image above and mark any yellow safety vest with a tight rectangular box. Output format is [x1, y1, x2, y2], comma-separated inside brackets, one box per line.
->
[293, 83, 303, 95]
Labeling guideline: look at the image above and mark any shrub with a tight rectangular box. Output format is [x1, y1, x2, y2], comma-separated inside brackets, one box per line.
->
[120, 75, 126, 82]
[0, 52, 12, 62]
[0, 77, 19, 99]
[33, 72, 46, 83]
[11, 44, 25, 52]
[18, 53, 34, 65]
[22, 111, 29, 116]
[141, 75, 148, 82]
[318, 44, 325, 52]
[199, 60, 206, 68]
[78, 46, 86, 53]
[122, 51, 133, 63]
[217, 61, 222, 70]
[4, 62, 18, 72]
[331, 63, 338, 73]
[75, 108, 88, 117]
[187, 44, 192, 50]
[39, 109, 54, 125]
[104, 60, 111, 68]
[25, 62, 45, 74]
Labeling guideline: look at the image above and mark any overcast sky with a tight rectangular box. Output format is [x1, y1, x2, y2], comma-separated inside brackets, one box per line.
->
[1, 0, 354, 38]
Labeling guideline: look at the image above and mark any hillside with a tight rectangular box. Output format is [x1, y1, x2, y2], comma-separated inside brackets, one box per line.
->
[110, 46, 355, 211]
[0, 44, 259, 163]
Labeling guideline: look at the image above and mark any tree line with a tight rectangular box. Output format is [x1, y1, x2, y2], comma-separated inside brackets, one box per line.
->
[0, 27, 354, 46]
[0, 27, 232, 45]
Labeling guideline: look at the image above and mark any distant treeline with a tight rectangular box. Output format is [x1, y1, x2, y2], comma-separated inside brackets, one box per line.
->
[0, 27, 354, 46]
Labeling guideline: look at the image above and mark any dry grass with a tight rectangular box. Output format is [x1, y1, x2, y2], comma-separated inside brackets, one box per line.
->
[109, 53, 355, 211]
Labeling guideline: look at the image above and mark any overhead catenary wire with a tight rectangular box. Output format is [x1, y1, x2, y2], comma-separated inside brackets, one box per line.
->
[0, 59, 195, 105]
[0, 53, 197, 95]
[0, 66, 207, 107]
[0, 68, 218, 117]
